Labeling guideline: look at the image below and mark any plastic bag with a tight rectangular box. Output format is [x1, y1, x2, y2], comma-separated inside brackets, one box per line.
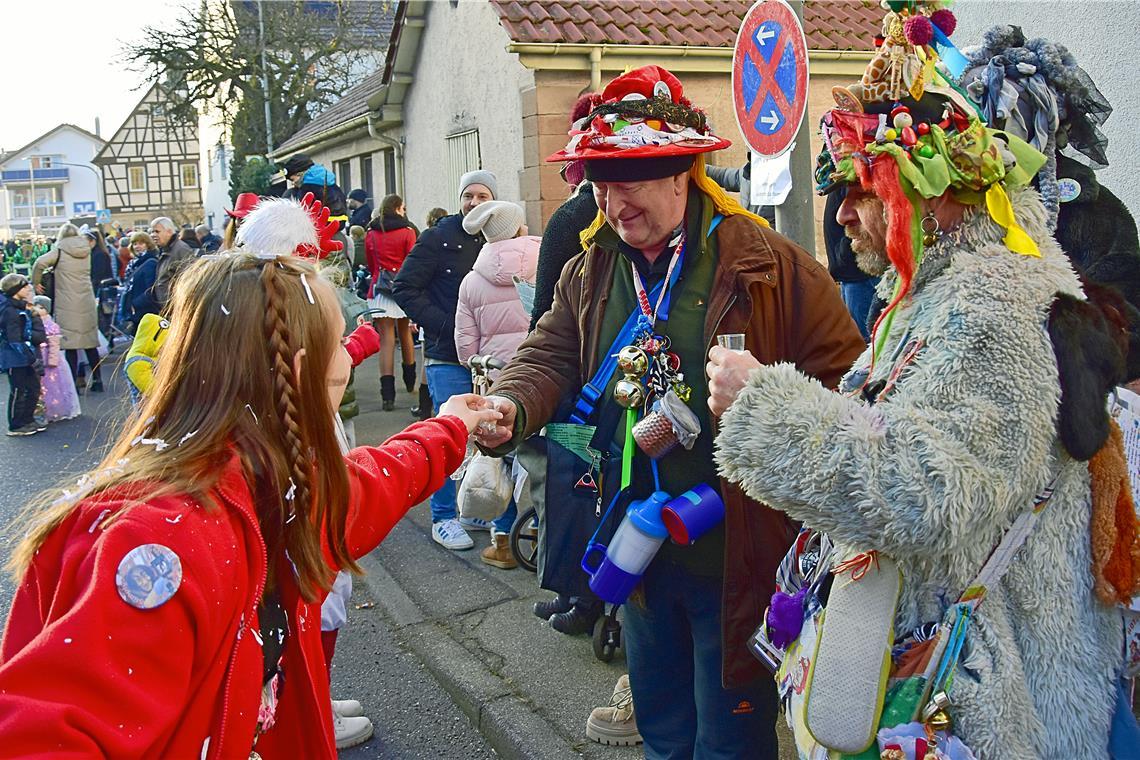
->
[457, 453, 512, 521]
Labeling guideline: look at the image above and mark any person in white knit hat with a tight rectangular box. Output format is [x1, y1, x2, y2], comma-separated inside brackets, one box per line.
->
[456, 201, 539, 568]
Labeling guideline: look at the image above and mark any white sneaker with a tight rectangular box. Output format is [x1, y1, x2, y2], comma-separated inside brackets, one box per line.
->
[332, 698, 364, 718]
[458, 516, 492, 532]
[432, 518, 474, 550]
[334, 712, 374, 749]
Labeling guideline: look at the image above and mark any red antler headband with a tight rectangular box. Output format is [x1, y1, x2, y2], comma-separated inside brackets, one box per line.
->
[295, 192, 343, 260]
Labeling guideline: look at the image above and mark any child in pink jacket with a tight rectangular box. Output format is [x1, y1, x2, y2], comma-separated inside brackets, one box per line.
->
[457, 200, 539, 568]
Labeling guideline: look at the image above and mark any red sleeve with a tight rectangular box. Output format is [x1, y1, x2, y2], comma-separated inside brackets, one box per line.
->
[364, 230, 381, 280]
[342, 415, 469, 558]
[399, 228, 416, 263]
[343, 323, 381, 366]
[0, 509, 243, 758]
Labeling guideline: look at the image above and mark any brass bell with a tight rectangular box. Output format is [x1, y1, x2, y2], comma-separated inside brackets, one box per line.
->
[613, 378, 647, 409]
[616, 346, 650, 377]
[926, 709, 952, 732]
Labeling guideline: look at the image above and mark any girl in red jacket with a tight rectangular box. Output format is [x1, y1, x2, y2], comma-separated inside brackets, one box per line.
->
[0, 251, 498, 759]
[364, 193, 418, 410]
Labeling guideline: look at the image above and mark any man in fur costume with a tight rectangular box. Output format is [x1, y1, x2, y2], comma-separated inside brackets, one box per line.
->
[708, 3, 1137, 758]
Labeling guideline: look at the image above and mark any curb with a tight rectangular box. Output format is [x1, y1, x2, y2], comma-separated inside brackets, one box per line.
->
[356, 552, 585, 760]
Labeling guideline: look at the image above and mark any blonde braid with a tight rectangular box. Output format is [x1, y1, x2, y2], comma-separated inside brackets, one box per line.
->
[260, 262, 313, 522]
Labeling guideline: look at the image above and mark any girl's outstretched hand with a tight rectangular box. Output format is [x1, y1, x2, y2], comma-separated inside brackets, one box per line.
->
[439, 393, 504, 433]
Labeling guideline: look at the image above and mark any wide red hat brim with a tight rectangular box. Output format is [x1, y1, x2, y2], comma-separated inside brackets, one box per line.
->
[546, 136, 732, 163]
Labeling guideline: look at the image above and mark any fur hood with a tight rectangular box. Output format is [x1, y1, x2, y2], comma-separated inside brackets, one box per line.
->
[715, 187, 1123, 758]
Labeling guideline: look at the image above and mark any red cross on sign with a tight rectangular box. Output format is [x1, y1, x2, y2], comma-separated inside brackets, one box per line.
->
[731, 0, 810, 158]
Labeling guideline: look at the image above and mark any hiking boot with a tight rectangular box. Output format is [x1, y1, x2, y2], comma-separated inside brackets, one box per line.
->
[380, 375, 396, 411]
[459, 516, 492, 532]
[332, 698, 364, 718]
[333, 713, 373, 749]
[480, 532, 517, 569]
[533, 594, 573, 620]
[550, 600, 602, 636]
[586, 674, 642, 746]
[431, 518, 474, 550]
[402, 362, 417, 393]
[6, 423, 39, 437]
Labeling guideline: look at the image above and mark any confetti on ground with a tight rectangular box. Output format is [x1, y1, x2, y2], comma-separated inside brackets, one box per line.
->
[354, 601, 376, 610]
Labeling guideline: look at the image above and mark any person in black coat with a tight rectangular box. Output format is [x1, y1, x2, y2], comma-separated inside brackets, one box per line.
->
[530, 182, 598, 331]
[391, 169, 495, 547]
[348, 189, 373, 230]
[823, 186, 878, 341]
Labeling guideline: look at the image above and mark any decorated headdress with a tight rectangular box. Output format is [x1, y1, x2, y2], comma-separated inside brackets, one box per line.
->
[235, 193, 344, 260]
[547, 65, 768, 246]
[959, 25, 1112, 229]
[816, 0, 1048, 359]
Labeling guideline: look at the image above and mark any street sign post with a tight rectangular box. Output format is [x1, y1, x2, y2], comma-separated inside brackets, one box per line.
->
[731, 0, 810, 158]
[95, 209, 111, 224]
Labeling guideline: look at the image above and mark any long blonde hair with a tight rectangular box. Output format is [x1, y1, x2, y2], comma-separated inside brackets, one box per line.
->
[8, 253, 356, 600]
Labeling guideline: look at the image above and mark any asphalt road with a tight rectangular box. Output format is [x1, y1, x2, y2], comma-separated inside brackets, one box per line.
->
[0, 354, 495, 758]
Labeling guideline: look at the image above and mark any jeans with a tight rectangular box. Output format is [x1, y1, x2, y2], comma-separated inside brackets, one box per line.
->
[425, 363, 473, 523]
[7, 366, 40, 430]
[623, 557, 778, 760]
[840, 277, 880, 342]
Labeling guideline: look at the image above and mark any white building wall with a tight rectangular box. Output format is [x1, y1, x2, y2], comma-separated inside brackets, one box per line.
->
[399, 0, 534, 217]
[0, 126, 104, 238]
[198, 112, 233, 236]
[954, 2, 1140, 216]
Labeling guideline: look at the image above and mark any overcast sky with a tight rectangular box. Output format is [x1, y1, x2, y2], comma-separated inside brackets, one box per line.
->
[0, 0, 185, 154]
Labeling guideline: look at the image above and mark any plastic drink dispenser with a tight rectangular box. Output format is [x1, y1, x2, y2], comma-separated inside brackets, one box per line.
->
[581, 491, 670, 604]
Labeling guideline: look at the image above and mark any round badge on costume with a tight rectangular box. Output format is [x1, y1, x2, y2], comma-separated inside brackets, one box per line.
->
[115, 543, 183, 610]
[1058, 177, 1081, 203]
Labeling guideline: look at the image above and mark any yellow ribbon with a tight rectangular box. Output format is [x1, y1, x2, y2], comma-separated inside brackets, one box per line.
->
[985, 184, 1040, 257]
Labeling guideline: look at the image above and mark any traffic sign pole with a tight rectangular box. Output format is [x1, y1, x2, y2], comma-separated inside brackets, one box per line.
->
[773, 0, 815, 256]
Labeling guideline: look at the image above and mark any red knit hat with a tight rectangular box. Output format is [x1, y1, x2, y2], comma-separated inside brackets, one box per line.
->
[546, 65, 730, 163]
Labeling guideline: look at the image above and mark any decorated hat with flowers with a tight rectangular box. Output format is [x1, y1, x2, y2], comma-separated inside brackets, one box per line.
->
[815, 0, 1049, 357]
[547, 65, 731, 181]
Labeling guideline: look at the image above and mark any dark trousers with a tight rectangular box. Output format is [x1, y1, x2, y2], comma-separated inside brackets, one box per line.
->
[7, 366, 40, 430]
[65, 347, 102, 384]
[624, 558, 778, 760]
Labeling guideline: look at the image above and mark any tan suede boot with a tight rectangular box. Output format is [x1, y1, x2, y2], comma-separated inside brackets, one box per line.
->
[586, 674, 642, 746]
[480, 532, 517, 569]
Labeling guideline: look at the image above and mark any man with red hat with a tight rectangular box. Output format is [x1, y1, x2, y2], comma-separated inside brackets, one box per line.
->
[475, 65, 863, 756]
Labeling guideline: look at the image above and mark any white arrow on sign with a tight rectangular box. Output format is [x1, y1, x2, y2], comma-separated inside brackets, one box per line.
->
[759, 112, 780, 131]
[756, 25, 776, 45]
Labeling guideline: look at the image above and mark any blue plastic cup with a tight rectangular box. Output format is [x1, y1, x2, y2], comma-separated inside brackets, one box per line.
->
[661, 484, 724, 545]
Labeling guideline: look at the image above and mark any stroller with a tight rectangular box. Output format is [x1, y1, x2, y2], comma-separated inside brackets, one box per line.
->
[96, 277, 125, 349]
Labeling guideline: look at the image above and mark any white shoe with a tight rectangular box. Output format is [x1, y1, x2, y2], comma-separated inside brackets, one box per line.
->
[334, 713, 374, 749]
[458, 516, 492, 532]
[332, 698, 364, 718]
[432, 518, 474, 550]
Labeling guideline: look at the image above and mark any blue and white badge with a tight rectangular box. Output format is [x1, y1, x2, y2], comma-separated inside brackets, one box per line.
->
[1058, 177, 1082, 203]
[115, 543, 183, 609]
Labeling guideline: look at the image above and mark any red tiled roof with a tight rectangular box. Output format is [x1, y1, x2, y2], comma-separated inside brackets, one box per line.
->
[490, 0, 880, 52]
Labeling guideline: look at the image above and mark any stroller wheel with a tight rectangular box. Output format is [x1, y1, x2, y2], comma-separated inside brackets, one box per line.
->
[509, 506, 539, 573]
[592, 608, 622, 662]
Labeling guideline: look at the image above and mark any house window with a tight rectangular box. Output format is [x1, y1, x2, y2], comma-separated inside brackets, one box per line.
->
[128, 166, 147, 191]
[446, 130, 481, 204]
[133, 218, 150, 230]
[11, 187, 65, 219]
[181, 163, 199, 188]
[361, 155, 374, 203]
[29, 155, 61, 169]
[335, 159, 352, 191]
[381, 148, 396, 196]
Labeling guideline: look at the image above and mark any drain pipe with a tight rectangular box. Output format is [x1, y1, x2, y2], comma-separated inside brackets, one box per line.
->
[589, 47, 602, 91]
[367, 113, 405, 199]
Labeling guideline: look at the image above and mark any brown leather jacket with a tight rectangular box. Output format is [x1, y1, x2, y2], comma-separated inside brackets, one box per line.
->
[493, 212, 864, 688]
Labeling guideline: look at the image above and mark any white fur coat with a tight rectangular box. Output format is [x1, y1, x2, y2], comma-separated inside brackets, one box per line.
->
[715, 189, 1123, 759]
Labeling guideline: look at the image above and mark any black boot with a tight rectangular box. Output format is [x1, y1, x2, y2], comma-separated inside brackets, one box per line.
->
[532, 594, 573, 621]
[549, 598, 602, 636]
[412, 383, 432, 420]
[402, 362, 417, 393]
[380, 375, 396, 411]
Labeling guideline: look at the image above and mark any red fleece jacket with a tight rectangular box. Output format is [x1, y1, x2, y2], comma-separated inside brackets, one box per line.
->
[0, 416, 468, 759]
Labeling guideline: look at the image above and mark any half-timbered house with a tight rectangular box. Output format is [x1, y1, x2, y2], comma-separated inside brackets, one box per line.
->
[94, 82, 202, 230]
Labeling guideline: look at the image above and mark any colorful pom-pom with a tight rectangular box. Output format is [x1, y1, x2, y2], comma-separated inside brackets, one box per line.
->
[930, 8, 957, 36]
[904, 15, 934, 46]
